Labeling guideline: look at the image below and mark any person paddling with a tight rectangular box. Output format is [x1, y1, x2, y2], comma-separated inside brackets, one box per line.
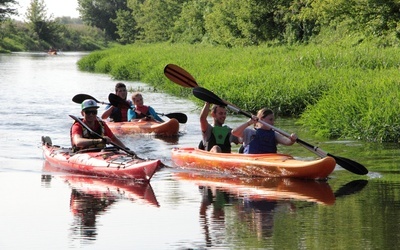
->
[232, 108, 297, 154]
[199, 102, 240, 153]
[71, 99, 133, 153]
[101, 82, 132, 122]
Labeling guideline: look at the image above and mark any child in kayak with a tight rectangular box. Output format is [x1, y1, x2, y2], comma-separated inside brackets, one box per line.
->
[127, 92, 164, 122]
[232, 108, 297, 154]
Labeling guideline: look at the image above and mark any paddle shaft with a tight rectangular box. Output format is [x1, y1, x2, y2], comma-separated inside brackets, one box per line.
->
[69, 115, 137, 157]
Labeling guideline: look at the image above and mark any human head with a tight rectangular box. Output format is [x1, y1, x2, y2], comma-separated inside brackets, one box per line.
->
[256, 108, 274, 129]
[115, 82, 127, 99]
[131, 92, 144, 107]
[211, 104, 227, 126]
[81, 99, 99, 119]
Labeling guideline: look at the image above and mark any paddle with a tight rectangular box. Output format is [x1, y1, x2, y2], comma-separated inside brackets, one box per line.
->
[192, 86, 369, 175]
[72, 94, 109, 105]
[108, 93, 188, 124]
[164, 64, 198, 88]
[69, 114, 138, 158]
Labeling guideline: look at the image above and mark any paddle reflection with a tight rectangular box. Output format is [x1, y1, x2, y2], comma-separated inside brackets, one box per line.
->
[42, 161, 159, 243]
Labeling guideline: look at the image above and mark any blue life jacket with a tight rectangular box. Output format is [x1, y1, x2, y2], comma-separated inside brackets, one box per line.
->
[244, 129, 277, 154]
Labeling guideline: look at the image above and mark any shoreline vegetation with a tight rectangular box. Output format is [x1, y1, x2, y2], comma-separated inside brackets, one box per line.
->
[77, 43, 400, 143]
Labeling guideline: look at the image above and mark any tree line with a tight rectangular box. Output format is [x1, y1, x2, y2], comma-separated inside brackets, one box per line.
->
[1, 0, 400, 52]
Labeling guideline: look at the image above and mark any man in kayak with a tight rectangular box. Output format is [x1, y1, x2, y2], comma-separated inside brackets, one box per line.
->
[127, 92, 164, 122]
[199, 102, 240, 153]
[71, 99, 132, 152]
[101, 82, 132, 122]
[232, 108, 297, 154]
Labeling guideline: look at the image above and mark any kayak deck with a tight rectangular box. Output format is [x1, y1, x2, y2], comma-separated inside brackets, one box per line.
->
[171, 147, 336, 179]
[106, 118, 179, 136]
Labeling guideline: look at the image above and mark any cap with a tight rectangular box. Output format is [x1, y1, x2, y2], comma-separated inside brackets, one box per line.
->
[81, 99, 99, 111]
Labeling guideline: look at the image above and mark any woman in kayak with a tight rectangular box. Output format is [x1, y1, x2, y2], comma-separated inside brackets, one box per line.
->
[127, 92, 164, 122]
[199, 102, 240, 153]
[71, 99, 132, 153]
[232, 108, 297, 154]
[101, 82, 132, 122]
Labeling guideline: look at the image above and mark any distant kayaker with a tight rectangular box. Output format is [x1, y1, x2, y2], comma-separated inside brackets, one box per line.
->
[232, 108, 297, 154]
[71, 99, 132, 152]
[101, 82, 132, 122]
[199, 102, 240, 153]
[127, 92, 164, 122]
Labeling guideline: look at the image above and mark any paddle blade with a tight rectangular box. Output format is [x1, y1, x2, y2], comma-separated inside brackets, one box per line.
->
[108, 93, 131, 108]
[72, 94, 99, 104]
[192, 87, 226, 106]
[164, 64, 198, 88]
[329, 154, 369, 175]
[164, 112, 188, 124]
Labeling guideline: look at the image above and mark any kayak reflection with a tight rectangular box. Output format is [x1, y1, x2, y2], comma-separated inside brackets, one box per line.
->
[42, 161, 159, 242]
[175, 172, 335, 245]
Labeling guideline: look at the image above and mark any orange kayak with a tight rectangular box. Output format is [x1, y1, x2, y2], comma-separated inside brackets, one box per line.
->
[106, 118, 179, 136]
[42, 137, 162, 181]
[175, 172, 335, 205]
[171, 148, 336, 179]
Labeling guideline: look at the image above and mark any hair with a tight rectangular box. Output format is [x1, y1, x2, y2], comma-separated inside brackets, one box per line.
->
[115, 82, 126, 92]
[211, 104, 226, 114]
[257, 108, 274, 119]
[131, 92, 142, 101]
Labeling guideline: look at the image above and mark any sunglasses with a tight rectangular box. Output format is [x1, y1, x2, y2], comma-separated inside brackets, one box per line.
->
[84, 110, 98, 115]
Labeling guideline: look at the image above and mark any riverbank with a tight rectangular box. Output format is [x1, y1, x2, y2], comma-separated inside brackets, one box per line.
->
[77, 43, 400, 142]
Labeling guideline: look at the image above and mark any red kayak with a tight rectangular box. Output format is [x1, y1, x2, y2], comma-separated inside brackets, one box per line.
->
[42, 136, 162, 181]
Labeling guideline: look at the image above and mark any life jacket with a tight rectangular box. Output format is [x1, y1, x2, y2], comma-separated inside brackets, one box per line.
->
[244, 129, 277, 154]
[134, 105, 150, 119]
[200, 125, 232, 153]
[110, 101, 131, 122]
[70, 118, 105, 152]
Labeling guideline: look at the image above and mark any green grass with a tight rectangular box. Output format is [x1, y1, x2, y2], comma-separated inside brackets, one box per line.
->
[77, 43, 400, 142]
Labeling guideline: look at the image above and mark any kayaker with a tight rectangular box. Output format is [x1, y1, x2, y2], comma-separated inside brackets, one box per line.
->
[71, 99, 132, 152]
[199, 102, 240, 153]
[232, 108, 297, 154]
[101, 82, 132, 122]
[127, 92, 164, 122]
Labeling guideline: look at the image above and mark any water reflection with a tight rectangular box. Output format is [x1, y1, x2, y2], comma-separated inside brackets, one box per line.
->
[42, 161, 159, 243]
[175, 172, 368, 246]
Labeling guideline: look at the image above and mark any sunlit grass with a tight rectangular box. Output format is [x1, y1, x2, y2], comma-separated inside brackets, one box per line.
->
[77, 43, 400, 142]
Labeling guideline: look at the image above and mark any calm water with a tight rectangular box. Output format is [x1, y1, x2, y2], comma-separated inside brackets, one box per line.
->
[0, 52, 399, 250]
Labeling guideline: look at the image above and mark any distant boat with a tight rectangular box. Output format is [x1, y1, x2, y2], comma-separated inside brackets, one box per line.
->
[47, 49, 57, 55]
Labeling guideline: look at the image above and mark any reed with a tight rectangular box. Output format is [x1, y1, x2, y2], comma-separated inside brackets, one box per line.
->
[77, 43, 400, 142]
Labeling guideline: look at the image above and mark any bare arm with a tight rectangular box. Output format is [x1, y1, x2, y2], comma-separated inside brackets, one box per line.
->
[200, 102, 211, 133]
[275, 132, 297, 146]
[232, 116, 257, 138]
[72, 134, 105, 148]
[101, 106, 114, 119]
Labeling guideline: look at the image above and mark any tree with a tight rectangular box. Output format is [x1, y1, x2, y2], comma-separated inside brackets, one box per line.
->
[0, 0, 17, 22]
[25, 0, 60, 45]
[77, 0, 129, 40]
[112, 9, 137, 44]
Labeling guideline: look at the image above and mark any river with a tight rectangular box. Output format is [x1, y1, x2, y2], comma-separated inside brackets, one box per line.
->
[0, 52, 399, 250]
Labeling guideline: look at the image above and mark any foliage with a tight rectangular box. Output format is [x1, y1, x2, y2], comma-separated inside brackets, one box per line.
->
[0, 0, 17, 22]
[77, 0, 129, 40]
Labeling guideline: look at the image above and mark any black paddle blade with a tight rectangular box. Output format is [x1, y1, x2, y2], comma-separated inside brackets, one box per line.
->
[334, 180, 368, 198]
[329, 154, 369, 175]
[164, 64, 198, 88]
[108, 93, 131, 108]
[165, 112, 188, 123]
[72, 94, 99, 104]
[192, 87, 226, 106]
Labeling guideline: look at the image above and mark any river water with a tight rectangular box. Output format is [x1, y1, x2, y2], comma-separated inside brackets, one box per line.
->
[0, 52, 399, 250]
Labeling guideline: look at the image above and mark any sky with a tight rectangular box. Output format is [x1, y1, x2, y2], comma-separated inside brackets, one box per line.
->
[15, 0, 80, 20]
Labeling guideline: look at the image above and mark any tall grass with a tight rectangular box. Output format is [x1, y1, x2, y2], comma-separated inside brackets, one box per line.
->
[77, 43, 400, 142]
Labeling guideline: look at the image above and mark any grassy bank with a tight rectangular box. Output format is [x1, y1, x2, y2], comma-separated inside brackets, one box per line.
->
[77, 43, 400, 142]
